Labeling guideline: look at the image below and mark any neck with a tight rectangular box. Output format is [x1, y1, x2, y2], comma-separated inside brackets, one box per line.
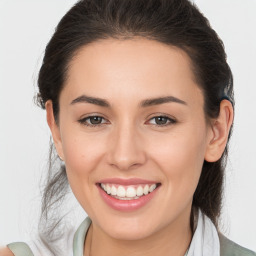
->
[84, 208, 194, 256]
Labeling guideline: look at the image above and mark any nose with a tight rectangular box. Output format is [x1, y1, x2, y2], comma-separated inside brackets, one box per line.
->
[107, 122, 147, 171]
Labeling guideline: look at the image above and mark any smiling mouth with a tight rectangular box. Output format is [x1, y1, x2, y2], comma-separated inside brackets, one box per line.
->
[97, 183, 161, 200]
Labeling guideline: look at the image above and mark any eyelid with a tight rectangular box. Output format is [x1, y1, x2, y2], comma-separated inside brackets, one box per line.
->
[78, 114, 109, 127]
[146, 114, 177, 126]
[78, 113, 177, 127]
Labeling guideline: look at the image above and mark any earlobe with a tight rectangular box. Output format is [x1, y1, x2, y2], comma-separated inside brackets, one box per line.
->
[45, 100, 64, 160]
[204, 99, 234, 162]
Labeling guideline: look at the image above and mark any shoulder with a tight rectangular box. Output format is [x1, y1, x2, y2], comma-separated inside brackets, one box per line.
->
[219, 233, 256, 256]
[1, 242, 34, 256]
[0, 246, 14, 256]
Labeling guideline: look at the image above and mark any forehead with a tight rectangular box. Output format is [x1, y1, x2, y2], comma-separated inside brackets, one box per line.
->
[62, 37, 203, 107]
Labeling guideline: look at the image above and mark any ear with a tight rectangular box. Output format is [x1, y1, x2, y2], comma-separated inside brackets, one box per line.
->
[205, 99, 234, 162]
[45, 100, 64, 161]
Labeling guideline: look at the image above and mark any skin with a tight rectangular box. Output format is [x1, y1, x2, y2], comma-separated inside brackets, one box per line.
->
[45, 38, 233, 256]
[0, 247, 14, 256]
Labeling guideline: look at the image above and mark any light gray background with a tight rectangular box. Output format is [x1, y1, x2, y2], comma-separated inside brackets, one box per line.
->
[0, 0, 255, 251]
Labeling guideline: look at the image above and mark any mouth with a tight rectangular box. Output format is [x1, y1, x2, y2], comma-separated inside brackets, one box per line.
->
[96, 179, 161, 212]
[97, 182, 161, 200]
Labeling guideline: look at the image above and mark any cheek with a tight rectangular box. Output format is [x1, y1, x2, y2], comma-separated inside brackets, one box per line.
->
[60, 127, 106, 189]
[60, 130, 108, 216]
[148, 127, 207, 195]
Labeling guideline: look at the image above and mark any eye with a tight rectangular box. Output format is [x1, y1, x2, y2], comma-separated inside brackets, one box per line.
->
[78, 115, 108, 127]
[148, 116, 176, 126]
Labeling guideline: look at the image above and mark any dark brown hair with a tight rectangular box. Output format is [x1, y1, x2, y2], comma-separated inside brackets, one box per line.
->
[36, 0, 234, 254]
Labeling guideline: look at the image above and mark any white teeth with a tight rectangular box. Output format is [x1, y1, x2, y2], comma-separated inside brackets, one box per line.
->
[106, 184, 111, 194]
[136, 186, 144, 196]
[143, 184, 149, 195]
[126, 187, 137, 198]
[117, 186, 126, 197]
[100, 183, 158, 199]
[111, 185, 117, 196]
[149, 184, 156, 192]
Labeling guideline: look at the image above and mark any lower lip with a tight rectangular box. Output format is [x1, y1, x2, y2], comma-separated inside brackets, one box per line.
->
[97, 184, 160, 212]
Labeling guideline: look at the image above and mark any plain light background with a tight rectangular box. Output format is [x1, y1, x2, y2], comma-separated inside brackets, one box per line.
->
[0, 0, 255, 251]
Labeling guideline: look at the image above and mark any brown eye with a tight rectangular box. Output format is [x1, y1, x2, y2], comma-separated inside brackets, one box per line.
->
[78, 115, 108, 127]
[89, 116, 103, 124]
[148, 116, 176, 126]
[155, 116, 169, 125]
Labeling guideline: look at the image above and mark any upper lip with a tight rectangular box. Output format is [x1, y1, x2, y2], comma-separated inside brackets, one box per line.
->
[97, 178, 160, 185]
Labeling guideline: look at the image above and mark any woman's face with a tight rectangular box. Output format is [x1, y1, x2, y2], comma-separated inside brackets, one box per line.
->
[51, 38, 214, 240]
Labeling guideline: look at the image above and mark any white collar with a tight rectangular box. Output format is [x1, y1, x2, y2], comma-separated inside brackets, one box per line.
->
[186, 209, 220, 256]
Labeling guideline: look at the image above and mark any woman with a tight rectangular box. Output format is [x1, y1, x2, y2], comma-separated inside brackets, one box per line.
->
[1, 0, 255, 255]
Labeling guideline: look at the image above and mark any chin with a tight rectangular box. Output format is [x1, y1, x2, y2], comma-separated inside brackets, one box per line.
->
[108, 226, 154, 241]
[99, 216, 159, 241]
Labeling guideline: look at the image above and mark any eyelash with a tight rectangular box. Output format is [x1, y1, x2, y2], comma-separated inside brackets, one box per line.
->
[78, 115, 177, 127]
[78, 116, 109, 127]
[147, 116, 177, 126]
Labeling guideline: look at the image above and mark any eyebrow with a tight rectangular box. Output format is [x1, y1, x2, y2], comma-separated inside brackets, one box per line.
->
[140, 96, 187, 107]
[70, 94, 187, 107]
[71, 95, 110, 107]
